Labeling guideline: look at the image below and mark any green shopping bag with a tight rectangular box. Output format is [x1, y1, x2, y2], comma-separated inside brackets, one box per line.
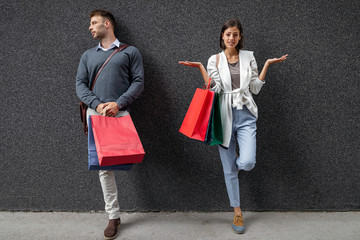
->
[205, 93, 223, 145]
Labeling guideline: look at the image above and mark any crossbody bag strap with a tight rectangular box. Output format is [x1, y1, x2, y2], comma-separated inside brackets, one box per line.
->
[90, 44, 130, 91]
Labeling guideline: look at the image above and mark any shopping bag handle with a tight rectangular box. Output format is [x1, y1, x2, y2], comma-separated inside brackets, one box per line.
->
[202, 78, 212, 90]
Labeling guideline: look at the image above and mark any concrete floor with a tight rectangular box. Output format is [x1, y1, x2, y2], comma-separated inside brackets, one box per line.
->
[0, 211, 359, 240]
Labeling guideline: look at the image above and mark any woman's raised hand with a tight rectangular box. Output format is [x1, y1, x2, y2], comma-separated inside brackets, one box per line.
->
[178, 61, 203, 68]
[266, 54, 288, 65]
[178, 61, 210, 85]
[258, 54, 288, 81]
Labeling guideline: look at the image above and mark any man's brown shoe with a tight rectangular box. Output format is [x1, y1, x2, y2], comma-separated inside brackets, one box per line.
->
[104, 218, 121, 240]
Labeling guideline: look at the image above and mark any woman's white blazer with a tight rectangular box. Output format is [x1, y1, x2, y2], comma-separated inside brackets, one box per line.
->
[207, 50, 265, 148]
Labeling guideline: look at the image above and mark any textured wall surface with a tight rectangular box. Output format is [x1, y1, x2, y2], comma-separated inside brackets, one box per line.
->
[1, 0, 359, 211]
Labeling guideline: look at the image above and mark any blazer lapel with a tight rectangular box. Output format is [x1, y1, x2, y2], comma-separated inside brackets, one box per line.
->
[239, 50, 250, 91]
[219, 51, 232, 92]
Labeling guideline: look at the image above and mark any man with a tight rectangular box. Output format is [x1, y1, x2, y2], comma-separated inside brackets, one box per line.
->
[76, 9, 144, 239]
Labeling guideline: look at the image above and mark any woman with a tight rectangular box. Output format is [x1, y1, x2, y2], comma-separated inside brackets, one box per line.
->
[179, 18, 287, 234]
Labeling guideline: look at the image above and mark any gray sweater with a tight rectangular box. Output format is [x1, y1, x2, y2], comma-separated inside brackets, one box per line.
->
[76, 45, 144, 111]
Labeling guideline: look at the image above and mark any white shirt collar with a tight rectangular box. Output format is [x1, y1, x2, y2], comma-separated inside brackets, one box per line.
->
[97, 39, 120, 51]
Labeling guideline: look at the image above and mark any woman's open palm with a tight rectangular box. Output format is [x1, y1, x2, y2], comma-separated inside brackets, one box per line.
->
[267, 54, 288, 65]
[178, 61, 202, 68]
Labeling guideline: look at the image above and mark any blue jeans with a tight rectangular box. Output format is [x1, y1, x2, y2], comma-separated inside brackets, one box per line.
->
[218, 106, 257, 207]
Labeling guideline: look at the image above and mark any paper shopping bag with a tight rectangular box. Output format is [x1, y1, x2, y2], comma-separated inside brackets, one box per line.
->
[88, 116, 133, 170]
[179, 79, 215, 141]
[91, 115, 145, 166]
[205, 93, 223, 145]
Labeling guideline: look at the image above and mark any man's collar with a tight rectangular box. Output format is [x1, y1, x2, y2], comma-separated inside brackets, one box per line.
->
[97, 39, 120, 51]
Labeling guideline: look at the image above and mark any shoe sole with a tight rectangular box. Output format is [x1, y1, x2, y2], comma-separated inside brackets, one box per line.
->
[104, 223, 121, 240]
[104, 232, 118, 240]
[233, 229, 245, 234]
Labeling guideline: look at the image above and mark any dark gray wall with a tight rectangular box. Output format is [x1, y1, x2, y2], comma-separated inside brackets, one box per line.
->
[1, 0, 359, 211]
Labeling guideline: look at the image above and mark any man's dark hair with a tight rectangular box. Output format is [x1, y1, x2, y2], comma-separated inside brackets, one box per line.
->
[90, 9, 116, 28]
[219, 18, 244, 50]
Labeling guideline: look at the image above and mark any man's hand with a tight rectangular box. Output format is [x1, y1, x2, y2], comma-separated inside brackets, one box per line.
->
[96, 103, 106, 114]
[103, 102, 120, 117]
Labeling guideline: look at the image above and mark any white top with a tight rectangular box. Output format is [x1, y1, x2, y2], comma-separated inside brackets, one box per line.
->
[97, 39, 120, 51]
[207, 50, 265, 148]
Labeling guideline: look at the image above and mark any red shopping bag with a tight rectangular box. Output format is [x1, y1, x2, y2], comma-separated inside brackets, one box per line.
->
[179, 79, 215, 141]
[91, 115, 145, 166]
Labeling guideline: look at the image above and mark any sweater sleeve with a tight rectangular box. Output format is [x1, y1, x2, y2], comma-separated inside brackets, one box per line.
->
[249, 52, 265, 95]
[75, 52, 101, 109]
[116, 47, 144, 109]
[207, 55, 223, 93]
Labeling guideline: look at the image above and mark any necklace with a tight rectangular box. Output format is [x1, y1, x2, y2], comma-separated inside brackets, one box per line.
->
[227, 55, 239, 64]
[225, 50, 239, 64]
